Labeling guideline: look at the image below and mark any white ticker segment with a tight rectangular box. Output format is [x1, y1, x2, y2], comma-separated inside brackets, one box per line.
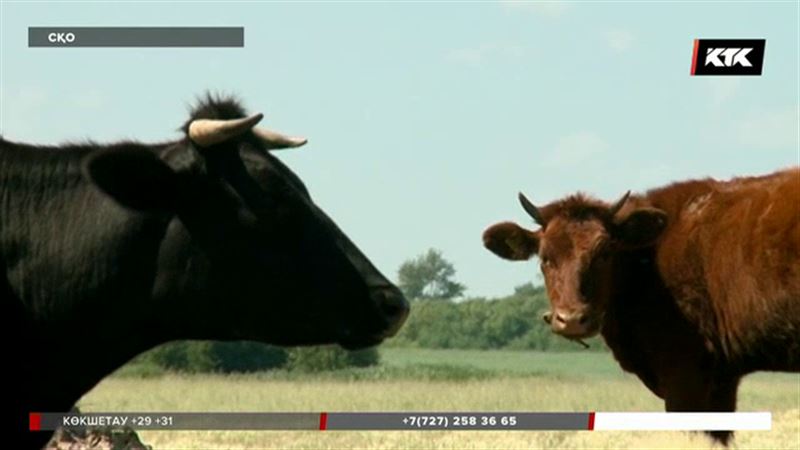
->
[593, 412, 771, 431]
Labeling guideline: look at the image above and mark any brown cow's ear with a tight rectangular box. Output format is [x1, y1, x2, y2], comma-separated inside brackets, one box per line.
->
[483, 222, 540, 261]
[612, 207, 668, 248]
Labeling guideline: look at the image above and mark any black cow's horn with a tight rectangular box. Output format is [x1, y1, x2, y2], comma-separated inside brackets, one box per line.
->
[188, 113, 264, 147]
[518, 192, 546, 227]
[609, 190, 631, 217]
[253, 127, 308, 150]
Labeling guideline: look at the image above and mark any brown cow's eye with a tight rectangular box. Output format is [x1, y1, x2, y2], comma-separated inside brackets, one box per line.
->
[540, 257, 552, 269]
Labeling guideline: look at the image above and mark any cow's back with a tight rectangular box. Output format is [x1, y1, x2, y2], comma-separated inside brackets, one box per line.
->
[650, 168, 800, 370]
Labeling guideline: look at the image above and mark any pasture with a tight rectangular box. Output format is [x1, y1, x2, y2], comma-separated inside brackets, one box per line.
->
[80, 349, 800, 449]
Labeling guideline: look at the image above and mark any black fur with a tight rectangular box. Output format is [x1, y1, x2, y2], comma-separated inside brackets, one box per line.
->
[180, 93, 250, 133]
[2, 97, 408, 449]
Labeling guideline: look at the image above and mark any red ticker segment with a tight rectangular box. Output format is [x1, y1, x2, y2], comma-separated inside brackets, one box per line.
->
[30, 412, 771, 431]
[29, 413, 41, 431]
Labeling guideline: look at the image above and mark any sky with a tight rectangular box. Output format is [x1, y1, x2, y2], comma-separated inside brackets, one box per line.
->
[1, 1, 798, 298]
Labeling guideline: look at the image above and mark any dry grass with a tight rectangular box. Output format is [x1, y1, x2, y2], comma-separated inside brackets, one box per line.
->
[80, 368, 799, 449]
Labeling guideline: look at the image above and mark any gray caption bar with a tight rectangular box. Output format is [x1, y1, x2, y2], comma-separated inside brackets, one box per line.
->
[328, 412, 590, 430]
[28, 27, 243, 48]
[35, 412, 591, 431]
[39, 413, 318, 431]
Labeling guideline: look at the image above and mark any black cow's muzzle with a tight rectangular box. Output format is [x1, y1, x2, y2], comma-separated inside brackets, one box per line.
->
[372, 285, 410, 338]
[338, 286, 409, 350]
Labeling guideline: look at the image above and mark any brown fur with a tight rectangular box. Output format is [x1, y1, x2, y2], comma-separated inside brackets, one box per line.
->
[643, 168, 800, 367]
[483, 167, 800, 445]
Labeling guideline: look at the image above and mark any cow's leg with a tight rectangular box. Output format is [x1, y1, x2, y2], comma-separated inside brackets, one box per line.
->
[660, 371, 723, 446]
[662, 371, 740, 446]
[706, 375, 740, 445]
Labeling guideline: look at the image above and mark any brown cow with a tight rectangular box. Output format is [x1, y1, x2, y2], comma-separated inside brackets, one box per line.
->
[482, 167, 800, 444]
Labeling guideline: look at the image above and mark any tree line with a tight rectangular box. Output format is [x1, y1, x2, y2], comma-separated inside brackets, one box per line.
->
[387, 283, 603, 351]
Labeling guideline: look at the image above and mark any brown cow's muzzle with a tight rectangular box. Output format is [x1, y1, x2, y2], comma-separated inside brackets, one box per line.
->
[547, 308, 600, 338]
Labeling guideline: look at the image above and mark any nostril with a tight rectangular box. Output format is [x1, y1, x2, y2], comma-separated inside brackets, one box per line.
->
[554, 314, 567, 324]
[578, 314, 589, 325]
[377, 289, 409, 319]
[381, 299, 403, 318]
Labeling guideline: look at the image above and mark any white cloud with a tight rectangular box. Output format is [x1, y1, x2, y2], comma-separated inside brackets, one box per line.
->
[447, 43, 494, 65]
[735, 106, 799, 150]
[500, 1, 572, 18]
[709, 78, 741, 107]
[604, 29, 635, 52]
[542, 131, 609, 167]
[446, 42, 527, 65]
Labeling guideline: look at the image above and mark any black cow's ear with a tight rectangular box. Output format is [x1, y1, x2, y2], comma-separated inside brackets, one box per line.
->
[612, 207, 668, 248]
[483, 222, 540, 261]
[83, 148, 179, 213]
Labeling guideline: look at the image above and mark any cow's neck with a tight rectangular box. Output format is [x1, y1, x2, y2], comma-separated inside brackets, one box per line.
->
[601, 246, 711, 397]
[0, 143, 187, 410]
[601, 248, 673, 396]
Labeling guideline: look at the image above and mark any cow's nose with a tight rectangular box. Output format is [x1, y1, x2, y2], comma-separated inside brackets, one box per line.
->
[373, 286, 410, 336]
[551, 310, 590, 336]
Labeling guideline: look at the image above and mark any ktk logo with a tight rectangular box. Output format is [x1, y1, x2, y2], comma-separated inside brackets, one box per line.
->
[705, 48, 753, 67]
[691, 39, 765, 76]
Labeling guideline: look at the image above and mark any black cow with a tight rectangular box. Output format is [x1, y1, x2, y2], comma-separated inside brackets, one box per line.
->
[2, 96, 409, 449]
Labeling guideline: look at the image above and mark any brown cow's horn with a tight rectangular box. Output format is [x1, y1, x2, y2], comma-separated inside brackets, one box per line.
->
[253, 127, 308, 150]
[609, 190, 631, 217]
[518, 192, 546, 226]
[188, 113, 264, 147]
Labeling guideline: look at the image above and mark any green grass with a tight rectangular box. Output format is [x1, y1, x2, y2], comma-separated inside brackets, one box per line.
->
[380, 348, 627, 379]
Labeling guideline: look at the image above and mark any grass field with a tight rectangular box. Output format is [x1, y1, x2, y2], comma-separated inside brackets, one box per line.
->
[80, 349, 800, 449]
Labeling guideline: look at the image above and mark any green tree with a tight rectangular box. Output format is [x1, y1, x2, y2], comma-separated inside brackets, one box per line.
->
[397, 249, 466, 300]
